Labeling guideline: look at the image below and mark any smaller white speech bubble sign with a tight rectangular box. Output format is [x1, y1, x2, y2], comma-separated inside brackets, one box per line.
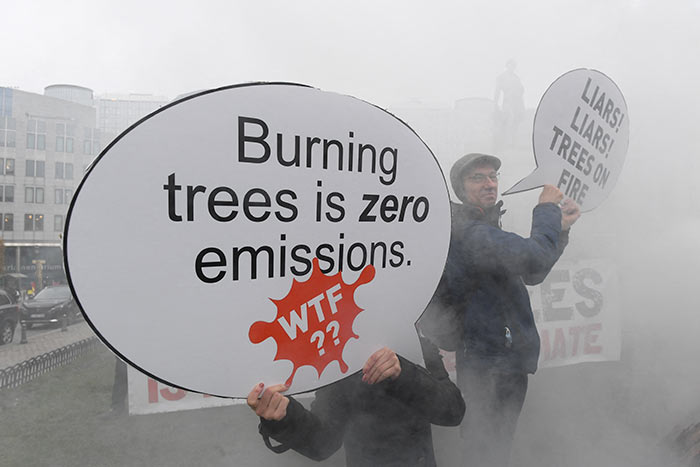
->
[503, 69, 629, 211]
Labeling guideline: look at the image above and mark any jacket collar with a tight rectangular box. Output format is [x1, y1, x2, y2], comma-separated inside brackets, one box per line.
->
[453, 200, 505, 228]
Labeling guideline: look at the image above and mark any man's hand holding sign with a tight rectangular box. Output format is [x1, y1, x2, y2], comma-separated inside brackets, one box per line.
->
[560, 198, 582, 230]
[537, 185, 582, 230]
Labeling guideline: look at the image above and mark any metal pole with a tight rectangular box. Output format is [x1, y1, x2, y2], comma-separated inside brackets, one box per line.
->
[19, 321, 27, 344]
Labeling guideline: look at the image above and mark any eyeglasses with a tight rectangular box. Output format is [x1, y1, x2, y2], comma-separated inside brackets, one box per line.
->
[465, 172, 499, 183]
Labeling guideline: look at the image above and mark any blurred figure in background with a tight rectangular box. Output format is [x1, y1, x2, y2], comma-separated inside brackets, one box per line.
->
[493, 59, 525, 150]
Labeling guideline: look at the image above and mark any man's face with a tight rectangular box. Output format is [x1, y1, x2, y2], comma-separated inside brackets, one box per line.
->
[462, 162, 499, 208]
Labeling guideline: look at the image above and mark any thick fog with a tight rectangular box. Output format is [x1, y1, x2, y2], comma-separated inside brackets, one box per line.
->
[4, 0, 700, 466]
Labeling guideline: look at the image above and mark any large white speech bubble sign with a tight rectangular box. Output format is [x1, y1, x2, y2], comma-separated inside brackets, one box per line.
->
[65, 83, 450, 398]
[503, 69, 629, 211]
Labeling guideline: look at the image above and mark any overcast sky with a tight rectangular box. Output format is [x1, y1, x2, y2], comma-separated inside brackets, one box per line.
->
[6, 0, 700, 217]
[6, 0, 700, 109]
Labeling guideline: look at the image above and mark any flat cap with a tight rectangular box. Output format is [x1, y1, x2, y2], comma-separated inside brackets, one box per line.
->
[449, 153, 501, 202]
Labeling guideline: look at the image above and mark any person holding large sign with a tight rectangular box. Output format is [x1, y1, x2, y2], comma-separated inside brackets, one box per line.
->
[436, 153, 580, 467]
[247, 336, 465, 466]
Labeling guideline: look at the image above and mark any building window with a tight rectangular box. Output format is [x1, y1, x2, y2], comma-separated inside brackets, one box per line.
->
[54, 188, 72, 204]
[26, 119, 46, 151]
[54, 214, 63, 232]
[25, 187, 44, 203]
[0, 117, 16, 148]
[55, 122, 75, 153]
[83, 127, 101, 155]
[55, 161, 64, 179]
[24, 213, 43, 231]
[0, 158, 15, 176]
[26, 160, 45, 178]
[0, 88, 13, 117]
[3, 213, 13, 231]
[2, 185, 14, 202]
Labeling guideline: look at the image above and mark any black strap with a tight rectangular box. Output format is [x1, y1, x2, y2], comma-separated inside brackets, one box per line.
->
[262, 433, 290, 454]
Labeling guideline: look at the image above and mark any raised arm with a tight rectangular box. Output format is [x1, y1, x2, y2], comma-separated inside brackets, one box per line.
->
[522, 197, 580, 284]
[463, 203, 561, 274]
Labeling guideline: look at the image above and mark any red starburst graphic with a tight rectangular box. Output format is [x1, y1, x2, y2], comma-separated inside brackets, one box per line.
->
[248, 257, 376, 387]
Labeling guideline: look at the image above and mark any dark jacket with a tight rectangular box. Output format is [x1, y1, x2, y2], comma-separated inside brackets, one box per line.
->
[258, 337, 465, 466]
[442, 201, 568, 374]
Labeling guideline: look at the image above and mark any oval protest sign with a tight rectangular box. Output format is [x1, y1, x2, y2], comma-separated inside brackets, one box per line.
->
[65, 83, 451, 397]
[503, 69, 629, 211]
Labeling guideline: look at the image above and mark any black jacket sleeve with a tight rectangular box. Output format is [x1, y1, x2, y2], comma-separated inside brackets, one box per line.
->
[384, 337, 466, 426]
[258, 384, 351, 461]
[522, 228, 570, 285]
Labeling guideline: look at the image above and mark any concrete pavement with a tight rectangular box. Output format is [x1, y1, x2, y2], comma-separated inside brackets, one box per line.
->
[0, 320, 97, 370]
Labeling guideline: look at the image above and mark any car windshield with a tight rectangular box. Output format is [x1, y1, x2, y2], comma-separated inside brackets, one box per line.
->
[32, 286, 70, 301]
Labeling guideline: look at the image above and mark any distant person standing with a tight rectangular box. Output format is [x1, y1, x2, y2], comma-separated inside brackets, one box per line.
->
[494, 59, 525, 149]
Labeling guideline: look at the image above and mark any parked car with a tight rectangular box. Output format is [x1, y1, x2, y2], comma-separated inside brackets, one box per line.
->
[20, 285, 82, 328]
[0, 289, 20, 345]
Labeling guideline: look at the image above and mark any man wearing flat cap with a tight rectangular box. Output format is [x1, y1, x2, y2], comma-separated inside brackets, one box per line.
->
[433, 153, 580, 466]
